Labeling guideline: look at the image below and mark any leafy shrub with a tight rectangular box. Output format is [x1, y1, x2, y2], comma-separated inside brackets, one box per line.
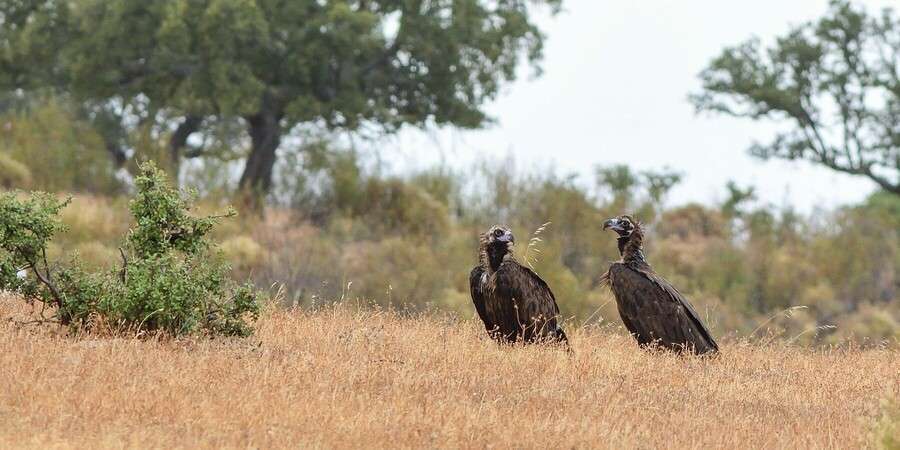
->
[357, 178, 450, 238]
[0, 152, 31, 188]
[220, 235, 266, 274]
[0, 162, 259, 336]
[0, 101, 120, 194]
[829, 303, 900, 345]
[340, 236, 452, 308]
[273, 147, 449, 237]
[0, 191, 69, 299]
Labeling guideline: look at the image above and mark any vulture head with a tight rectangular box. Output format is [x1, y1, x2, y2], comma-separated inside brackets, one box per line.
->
[480, 225, 516, 271]
[603, 215, 643, 257]
[602, 215, 636, 236]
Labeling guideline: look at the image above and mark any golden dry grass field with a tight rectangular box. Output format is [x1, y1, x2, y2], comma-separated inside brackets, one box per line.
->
[1, 295, 898, 449]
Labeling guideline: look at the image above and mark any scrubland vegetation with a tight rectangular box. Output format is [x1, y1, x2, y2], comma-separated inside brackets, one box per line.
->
[1, 1, 899, 446]
[4, 127, 897, 445]
[0, 1, 896, 346]
[4, 113, 897, 345]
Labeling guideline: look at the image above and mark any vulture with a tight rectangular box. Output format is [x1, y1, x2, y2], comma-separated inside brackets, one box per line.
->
[601, 215, 719, 355]
[469, 225, 568, 345]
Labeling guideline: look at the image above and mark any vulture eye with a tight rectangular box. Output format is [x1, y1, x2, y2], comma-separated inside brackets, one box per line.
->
[493, 229, 504, 238]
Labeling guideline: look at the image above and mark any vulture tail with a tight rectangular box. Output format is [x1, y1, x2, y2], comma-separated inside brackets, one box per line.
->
[553, 325, 571, 352]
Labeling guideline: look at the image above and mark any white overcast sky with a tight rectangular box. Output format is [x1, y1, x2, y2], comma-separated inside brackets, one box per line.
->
[381, 0, 897, 211]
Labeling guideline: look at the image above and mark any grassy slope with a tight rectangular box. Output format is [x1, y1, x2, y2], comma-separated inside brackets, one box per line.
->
[1, 295, 898, 449]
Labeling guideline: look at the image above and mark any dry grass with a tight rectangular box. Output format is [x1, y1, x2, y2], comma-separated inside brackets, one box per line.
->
[1, 295, 898, 449]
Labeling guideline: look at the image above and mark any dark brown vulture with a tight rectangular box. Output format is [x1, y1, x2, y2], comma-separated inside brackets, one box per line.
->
[469, 225, 568, 345]
[601, 215, 719, 355]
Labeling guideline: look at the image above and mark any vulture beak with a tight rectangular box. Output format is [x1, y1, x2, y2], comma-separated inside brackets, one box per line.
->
[496, 230, 515, 244]
[603, 218, 623, 232]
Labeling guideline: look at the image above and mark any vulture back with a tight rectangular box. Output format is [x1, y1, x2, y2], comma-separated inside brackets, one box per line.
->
[603, 215, 718, 355]
[608, 263, 718, 354]
[487, 260, 568, 344]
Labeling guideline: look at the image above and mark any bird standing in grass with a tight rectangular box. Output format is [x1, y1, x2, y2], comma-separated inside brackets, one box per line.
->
[469, 225, 568, 345]
[601, 215, 719, 355]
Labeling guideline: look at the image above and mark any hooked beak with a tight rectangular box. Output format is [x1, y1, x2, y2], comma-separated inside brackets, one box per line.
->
[496, 230, 515, 244]
[603, 218, 623, 232]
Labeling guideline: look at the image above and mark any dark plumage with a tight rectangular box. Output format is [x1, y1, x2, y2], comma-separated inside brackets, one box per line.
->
[469, 225, 568, 345]
[601, 216, 719, 355]
[468, 265, 494, 334]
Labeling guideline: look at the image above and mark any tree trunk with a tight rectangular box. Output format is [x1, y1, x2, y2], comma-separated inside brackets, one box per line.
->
[104, 141, 128, 169]
[238, 107, 282, 210]
[168, 115, 203, 186]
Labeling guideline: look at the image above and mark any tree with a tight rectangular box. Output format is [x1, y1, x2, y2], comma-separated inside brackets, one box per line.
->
[642, 169, 682, 205]
[691, 0, 900, 195]
[721, 180, 756, 219]
[594, 164, 681, 216]
[595, 164, 640, 209]
[0, 100, 121, 194]
[3, 0, 561, 205]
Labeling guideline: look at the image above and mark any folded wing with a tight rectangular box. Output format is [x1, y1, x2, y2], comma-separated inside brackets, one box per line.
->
[492, 261, 568, 344]
[469, 265, 496, 334]
[609, 263, 718, 354]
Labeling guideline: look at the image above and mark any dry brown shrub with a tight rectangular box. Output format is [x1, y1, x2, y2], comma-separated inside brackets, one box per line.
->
[219, 235, 266, 273]
[830, 303, 900, 345]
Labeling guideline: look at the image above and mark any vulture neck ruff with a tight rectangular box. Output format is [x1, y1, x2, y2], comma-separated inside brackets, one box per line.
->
[619, 224, 647, 268]
[480, 240, 513, 274]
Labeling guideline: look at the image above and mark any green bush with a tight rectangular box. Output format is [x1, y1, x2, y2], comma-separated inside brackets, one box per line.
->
[0, 101, 120, 194]
[0, 162, 259, 336]
[0, 152, 31, 188]
[340, 237, 452, 307]
[0, 191, 69, 299]
[830, 303, 900, 345]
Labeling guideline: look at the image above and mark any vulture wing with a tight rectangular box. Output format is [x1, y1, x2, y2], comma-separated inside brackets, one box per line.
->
[609, 263, 718, 354]
[492, 261, 568, 344]
[469, 265, 496, 334]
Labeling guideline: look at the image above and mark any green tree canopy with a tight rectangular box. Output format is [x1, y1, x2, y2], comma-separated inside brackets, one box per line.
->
[2, 0, 561, 205]
[691, 0, 900, 195]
